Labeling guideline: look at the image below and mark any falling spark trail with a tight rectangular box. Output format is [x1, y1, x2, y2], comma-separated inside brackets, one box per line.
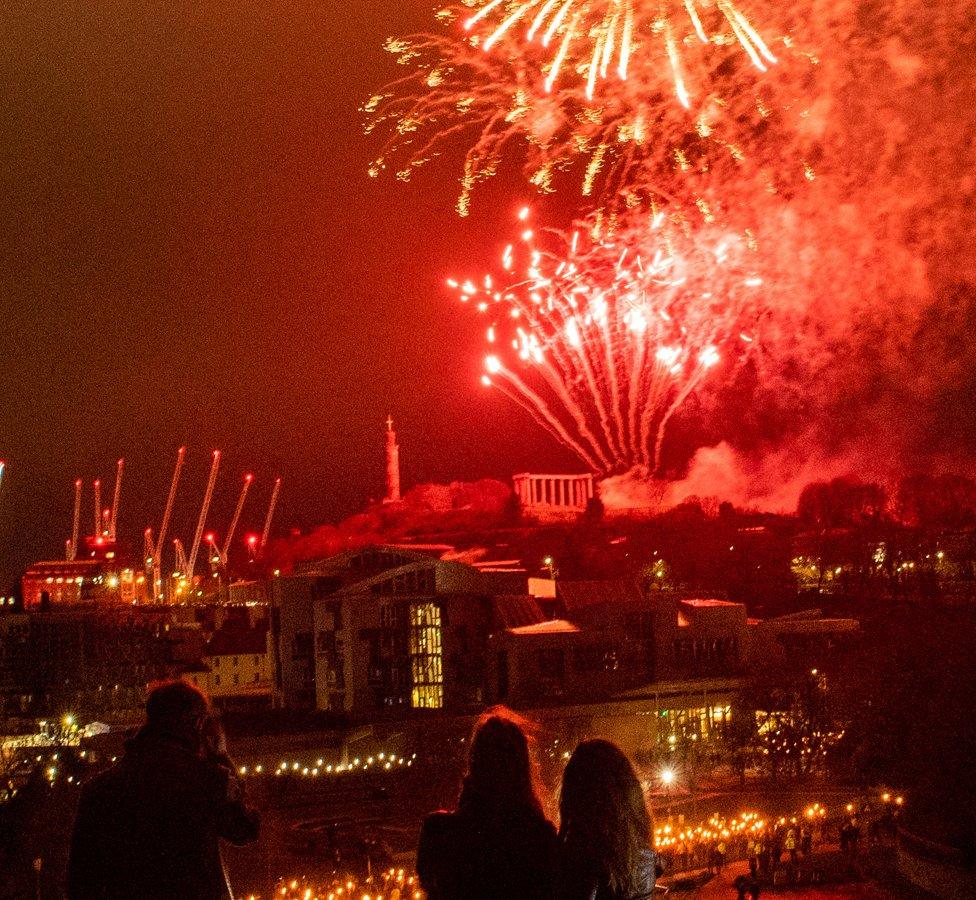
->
[468, 0, 776, 100]
[451, 210, 766, 474]
[364, 1, 803, 216]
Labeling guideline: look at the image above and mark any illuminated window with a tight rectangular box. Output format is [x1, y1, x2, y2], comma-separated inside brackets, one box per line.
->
[409, 603, 443, 709]
[657, 704, 733, 745]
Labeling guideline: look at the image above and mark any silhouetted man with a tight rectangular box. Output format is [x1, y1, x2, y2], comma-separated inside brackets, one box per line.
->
[68, 680, 259, 899]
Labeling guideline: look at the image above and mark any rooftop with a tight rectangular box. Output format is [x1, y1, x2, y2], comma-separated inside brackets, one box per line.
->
[557, 579, 643, 612]
[680, 598, 741, 608]
[205, 624, 268, 657]
[509, 619, 580, 636]
[493, 595, 547, 629]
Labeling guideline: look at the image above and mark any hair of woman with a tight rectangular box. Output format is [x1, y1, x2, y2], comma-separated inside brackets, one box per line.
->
[457, 706, 545, 819]
[559, 739, 652, 895]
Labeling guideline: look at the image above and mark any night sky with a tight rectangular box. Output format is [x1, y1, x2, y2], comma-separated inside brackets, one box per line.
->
[0, 2, 580, 588]
[6, 3, 976, 590]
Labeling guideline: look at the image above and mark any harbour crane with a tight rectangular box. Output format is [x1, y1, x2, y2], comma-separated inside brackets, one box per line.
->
[152, 446, 186, 602]
[68, 478, 82, 561]
[109, 458, 124, 541]
[186, 450, 221, 581]
[259, 477, 281, 557]
[219, 473, 253, 566]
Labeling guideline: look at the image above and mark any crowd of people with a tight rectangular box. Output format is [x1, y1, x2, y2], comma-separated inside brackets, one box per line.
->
[66, 681, 663, 899]
[653, 805, 825, 879]
[64, 680, 902, 899]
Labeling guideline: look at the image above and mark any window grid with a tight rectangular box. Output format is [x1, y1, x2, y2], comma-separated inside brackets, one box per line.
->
[409, 603, 444, 709]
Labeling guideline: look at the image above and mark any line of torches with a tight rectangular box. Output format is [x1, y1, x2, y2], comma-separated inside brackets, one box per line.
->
[237, 752, 418, 780]
[255, 792, 906, 900]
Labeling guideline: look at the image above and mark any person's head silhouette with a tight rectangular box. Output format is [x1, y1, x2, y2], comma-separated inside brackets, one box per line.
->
[144, 680, 210, 748]
[459, 708, 544, 817]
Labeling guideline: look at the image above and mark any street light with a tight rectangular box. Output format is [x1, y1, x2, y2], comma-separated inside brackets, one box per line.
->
[660, 767, 676, 816]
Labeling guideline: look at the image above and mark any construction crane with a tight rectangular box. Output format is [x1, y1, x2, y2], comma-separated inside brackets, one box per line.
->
[219, 473, 253, 566]
[93, 478, 102, 538]
[259, 476, 281, 557]
[186, 450, 221, 581]
[109, 458, 124, 541]
[68, 478, 82, 561]
[152, 446, 186, 602]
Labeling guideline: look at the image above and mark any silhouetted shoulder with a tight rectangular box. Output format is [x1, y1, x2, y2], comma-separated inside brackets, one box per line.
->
[419, 809, 458, 839]
[418, 807, 557, 900]
[417, 811, 460, 882]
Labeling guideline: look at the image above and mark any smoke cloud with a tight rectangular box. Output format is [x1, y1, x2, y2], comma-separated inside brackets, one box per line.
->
[269, 478, 511, 569]
[669, 0, 976, 482]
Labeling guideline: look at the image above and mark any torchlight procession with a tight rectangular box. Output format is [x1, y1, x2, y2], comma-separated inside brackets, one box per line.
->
[244, 792, 907, 899]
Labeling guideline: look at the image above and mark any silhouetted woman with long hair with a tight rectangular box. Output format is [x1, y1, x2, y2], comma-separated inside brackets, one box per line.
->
[417, 709, 558, 900]
[558, 739, 657, 900]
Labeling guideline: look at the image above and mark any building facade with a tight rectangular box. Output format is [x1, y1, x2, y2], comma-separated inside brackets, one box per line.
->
[22, 559, 150, 609]
[268, 549, 858, 728]
[183, 621, 273, 710]
[273, 547, 521, 716]
[0, 607, 178, 719]
[311, 556, 493, 714]
[512, 472, 595, 518]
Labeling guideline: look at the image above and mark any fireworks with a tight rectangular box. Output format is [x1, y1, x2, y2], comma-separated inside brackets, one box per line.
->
[366, 0, 822, 481]
[462, 0, 778, 106]
[449, 208, 765, 474]
[364, 3, 803, 217]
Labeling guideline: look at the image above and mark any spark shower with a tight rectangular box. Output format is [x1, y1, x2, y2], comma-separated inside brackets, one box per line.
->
[365, 0, 819, 478]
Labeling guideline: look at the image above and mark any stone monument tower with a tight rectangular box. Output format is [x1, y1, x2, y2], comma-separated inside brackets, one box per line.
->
[384, 415, 401, 503]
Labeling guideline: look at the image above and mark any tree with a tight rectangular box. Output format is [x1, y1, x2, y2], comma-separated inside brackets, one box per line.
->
[897, 473, 976, 528]
[502, 487, 522, 525]
[798, 478, 887, 528]
[723, 705, 758, 787]
[831, 608, 976, 857]
[737, 666, 842, 783]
